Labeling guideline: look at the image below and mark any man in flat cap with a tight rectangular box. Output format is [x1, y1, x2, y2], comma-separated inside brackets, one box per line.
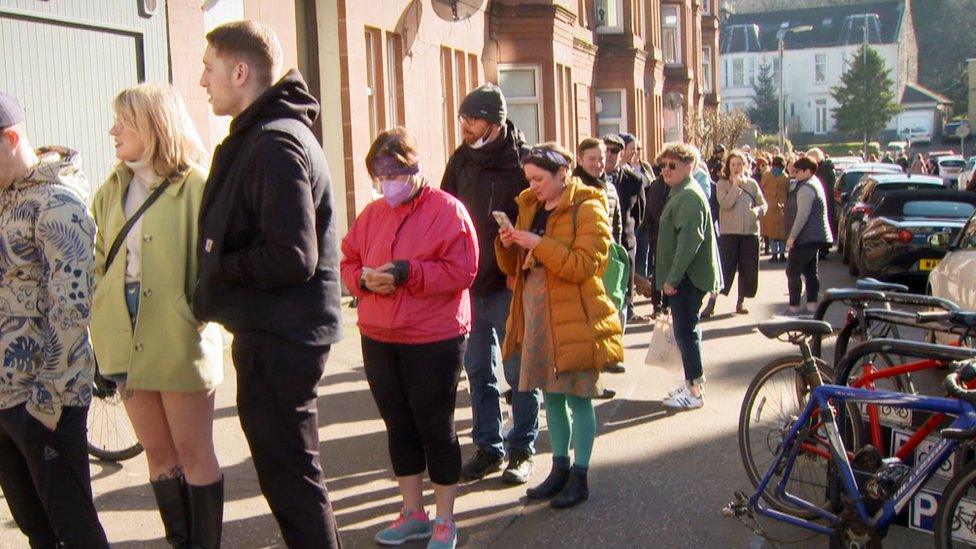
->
[441, 83, 541, 485]
[0, 92, 109, 547]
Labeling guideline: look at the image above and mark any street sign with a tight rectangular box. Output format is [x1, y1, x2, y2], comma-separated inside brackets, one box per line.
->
[957, 121, 971, 139]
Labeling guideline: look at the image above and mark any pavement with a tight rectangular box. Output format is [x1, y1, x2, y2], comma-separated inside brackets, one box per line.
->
[0, 252, 934, 548]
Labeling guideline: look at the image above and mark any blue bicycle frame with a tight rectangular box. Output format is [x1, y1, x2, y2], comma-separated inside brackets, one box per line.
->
[749, 383, 976, 535]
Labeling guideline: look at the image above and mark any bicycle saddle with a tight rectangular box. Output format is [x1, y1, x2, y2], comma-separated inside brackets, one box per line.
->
[856, 278, 909, 293]
[822, 288, 887, 302]
[758, 319, 833, 339]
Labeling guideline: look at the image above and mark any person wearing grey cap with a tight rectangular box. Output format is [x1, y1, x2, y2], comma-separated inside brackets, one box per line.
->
[441, 83, 541, 485]
[0, 92, 109, 547]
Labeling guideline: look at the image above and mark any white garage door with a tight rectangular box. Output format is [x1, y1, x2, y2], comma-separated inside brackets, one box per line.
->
[897, 110, 934, 135]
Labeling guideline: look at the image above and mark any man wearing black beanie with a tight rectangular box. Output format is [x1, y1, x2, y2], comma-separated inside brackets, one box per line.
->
[441, 84, 541, 485]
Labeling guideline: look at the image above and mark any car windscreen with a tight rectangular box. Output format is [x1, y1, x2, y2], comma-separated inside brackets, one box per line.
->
[840, 172, 867, 193]
[940, 160, 966, 169]
[899, 201, 976, 219]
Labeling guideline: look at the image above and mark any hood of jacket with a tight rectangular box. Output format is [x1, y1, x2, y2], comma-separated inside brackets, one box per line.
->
[229, 69, 319, 136]
[13, 146, 90, 202]
[453, 119, 529, 170]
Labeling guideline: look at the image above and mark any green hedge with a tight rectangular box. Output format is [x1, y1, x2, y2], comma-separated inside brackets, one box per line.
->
[802, 141, 882, 158]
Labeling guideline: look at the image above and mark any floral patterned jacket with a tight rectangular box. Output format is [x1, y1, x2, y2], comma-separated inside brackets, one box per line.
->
[0, 147, 96, 430]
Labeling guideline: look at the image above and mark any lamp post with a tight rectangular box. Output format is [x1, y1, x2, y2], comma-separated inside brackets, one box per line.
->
[777, 25, 813, 151]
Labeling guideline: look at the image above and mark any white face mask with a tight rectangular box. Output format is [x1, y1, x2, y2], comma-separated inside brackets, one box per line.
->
[467, 125, 495, 150]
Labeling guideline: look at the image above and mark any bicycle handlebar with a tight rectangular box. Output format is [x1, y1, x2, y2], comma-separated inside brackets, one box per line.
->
[942, 362, 976, 440]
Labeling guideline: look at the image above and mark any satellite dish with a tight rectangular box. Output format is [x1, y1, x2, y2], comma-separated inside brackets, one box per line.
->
[432, 0, 484, 22]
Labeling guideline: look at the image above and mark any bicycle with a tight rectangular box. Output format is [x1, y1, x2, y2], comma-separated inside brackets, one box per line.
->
[729, 318, 976, 547]
[738, 316, 976, 515]
[86, 371, 143, 461]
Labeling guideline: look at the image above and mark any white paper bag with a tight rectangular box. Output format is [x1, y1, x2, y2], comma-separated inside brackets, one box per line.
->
[644, 314, 685, 372]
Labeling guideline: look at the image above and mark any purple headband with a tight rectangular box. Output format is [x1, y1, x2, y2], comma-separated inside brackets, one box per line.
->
[371, 156, 421, 178]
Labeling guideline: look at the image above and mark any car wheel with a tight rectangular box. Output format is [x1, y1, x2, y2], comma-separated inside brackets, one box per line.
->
[841, 232, 850, 265]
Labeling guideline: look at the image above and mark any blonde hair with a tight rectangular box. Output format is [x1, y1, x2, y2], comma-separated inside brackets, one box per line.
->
[805, 147, 825, 163]
[659, 142, 697, 164]
[114, 84, 206, 177]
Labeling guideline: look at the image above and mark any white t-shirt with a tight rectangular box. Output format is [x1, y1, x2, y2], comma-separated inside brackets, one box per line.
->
[122, 160, 162, 283]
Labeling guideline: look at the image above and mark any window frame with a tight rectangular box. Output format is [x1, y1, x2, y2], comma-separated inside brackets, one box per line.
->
[596, 88, 628, 137]
[814, 53, 827, 84]
[702, 45, 713, 93]
[732, 58, 744, 87]
[498, 63, 543, 145]
[815, 99, 828, 134]
[385, 32, 405, 128]
[364, 27, 384, 143]
[594, 0, 624, 34]
[662, 4, 682, 66]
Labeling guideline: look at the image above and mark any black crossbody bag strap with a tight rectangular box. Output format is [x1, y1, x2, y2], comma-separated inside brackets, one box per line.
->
[104, 180, 171, 271]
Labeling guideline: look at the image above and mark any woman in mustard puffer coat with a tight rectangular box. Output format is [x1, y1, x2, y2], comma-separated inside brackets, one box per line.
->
[495, 142, 623, 510]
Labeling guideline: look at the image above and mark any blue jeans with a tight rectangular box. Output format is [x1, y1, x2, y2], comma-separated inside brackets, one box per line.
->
[770, 239, 786, 255]
[635, 230, 651, 278]
[669, 278, 705, 384]
[464, 289, 541, 457]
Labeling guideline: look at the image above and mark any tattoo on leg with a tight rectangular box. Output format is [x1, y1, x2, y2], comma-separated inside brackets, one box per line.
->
[154, 464, 185, 482]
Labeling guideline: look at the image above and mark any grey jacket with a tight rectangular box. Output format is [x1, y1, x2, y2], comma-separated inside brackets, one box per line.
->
[716, 177, 767, 235]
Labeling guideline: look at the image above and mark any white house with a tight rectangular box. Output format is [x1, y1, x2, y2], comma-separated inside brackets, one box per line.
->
[718, 0, 948, 140]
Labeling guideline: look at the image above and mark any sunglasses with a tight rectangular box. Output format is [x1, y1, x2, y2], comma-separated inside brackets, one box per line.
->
[661, 161, 682, 171]
[521, 147, 570, 169]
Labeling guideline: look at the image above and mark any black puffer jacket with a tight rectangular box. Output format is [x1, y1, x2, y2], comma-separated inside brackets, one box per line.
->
[193, 69, 343, 346]
[607, 164, 645, 250]
[574, 166, 622, 244]
[441, 120, 529, 296]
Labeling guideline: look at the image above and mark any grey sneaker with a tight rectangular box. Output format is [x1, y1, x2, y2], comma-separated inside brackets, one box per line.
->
[374, 508, 431, 545]
[501, 449, 533, 484]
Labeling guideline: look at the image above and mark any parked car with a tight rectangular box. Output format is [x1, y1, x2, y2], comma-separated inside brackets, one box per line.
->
[928, 209, 976, 331]
[855, 190, 976, 282]
[900, 126, 932, 145]
[831, 156, 866, 178]
[962, 156, 976, 192]
[936, 155, 967, 189]
[840, 173, 946, 273]
[833, 162, 903, 215]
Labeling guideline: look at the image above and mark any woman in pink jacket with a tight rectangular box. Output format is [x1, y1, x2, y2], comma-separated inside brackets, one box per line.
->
[340, 127, 478, 549]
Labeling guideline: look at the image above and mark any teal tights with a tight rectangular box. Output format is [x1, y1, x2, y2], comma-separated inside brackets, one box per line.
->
[543, 392, 596, 468]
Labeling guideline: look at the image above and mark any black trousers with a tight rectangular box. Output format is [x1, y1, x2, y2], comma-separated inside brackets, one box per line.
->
[787, 242, 822, 306]
[232, 335, 341, 549]
[0, 404, 109, 548]
[718, 234, 760, 299]
[361, 335, 465, 485]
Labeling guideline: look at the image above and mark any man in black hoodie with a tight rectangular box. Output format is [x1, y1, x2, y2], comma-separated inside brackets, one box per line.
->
[604, 134, 647, 328]
[441, 84, 541, 485]
[194, 21, 342, 548]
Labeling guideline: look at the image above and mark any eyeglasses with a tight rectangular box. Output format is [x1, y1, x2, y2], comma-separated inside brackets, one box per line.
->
[521, 147, 570, 169]
[457, 114, 477, 126]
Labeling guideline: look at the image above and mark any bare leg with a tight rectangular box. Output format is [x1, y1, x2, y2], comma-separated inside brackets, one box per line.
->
[397, 473, 424, 515]
[432, 482, 456, 522]
[124, 390, 182, 480]
[160, 390, 220, 486]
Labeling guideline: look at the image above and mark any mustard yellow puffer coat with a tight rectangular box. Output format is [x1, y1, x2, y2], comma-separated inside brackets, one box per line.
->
[495, 178, 624, 373]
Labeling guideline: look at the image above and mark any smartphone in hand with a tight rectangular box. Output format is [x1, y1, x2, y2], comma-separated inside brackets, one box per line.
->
[492, 210, 513, 231]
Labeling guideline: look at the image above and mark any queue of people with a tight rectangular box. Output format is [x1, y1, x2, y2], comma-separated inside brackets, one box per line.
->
[0, 17, 844, 549]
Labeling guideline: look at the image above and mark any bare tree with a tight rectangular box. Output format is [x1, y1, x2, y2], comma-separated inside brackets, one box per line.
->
[684, 105, 753, 155]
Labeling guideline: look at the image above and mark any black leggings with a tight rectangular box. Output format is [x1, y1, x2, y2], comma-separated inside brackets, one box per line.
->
[786, 242, 821, 306]
[362, 335, 465, 485]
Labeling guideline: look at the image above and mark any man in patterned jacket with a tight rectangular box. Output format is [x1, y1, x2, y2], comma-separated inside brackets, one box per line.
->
[0, 92, 108, 547]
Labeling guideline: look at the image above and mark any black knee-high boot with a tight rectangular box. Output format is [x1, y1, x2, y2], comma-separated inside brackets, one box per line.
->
[151, 477, 191, 548]
[188, 477, 224, 549]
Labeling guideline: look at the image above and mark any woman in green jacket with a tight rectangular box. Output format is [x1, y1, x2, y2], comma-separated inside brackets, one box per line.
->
[90, 84, 224, 548]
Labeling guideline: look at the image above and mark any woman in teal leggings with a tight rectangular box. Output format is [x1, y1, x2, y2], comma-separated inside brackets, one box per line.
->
[495, 142, 624, 508]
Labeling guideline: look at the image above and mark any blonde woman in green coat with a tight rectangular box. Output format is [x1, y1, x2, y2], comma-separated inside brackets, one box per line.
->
[90, 84, 224, 548]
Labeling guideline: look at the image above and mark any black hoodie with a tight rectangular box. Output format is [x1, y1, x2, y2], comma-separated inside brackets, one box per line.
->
[193, 69, 343, 346]
[441, 120, 530, 296]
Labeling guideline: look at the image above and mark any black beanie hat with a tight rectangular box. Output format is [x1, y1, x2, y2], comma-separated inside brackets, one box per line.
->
[459, 84, 507, 125]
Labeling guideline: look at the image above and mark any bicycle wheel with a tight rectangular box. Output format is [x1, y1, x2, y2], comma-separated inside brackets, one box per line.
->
[935, 460, 976, 547]
[87, 375, 143, 461]
[738, 355, 862, 517]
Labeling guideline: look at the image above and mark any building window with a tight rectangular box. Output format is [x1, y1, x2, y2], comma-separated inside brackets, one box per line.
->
[815, 53, 827, 84]
[815, 99, 828, 134]
[365, 28, 383, 142]
[702, 46, 713, 93]
[747, 57, 756, 85]
[663, 99, 683, 143]
[702, 0, 712, 15]
[595, 0, 623, 34]
[499, 65, 541, 145]
[556, 65, 575, 150]
[662, 5, 681, 65]
[385, 32, 404, 127]
[732, 58, 744, 87]
[596, 89, 626, 136]
[723, 59, 729, 88]
[468, 53, 479, 90]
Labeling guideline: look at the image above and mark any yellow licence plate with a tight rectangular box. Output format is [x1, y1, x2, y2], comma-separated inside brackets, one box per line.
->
[919, 259, 941, 271]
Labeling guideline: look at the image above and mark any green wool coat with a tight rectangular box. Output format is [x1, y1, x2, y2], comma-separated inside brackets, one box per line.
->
[90, 165, 223, 391]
